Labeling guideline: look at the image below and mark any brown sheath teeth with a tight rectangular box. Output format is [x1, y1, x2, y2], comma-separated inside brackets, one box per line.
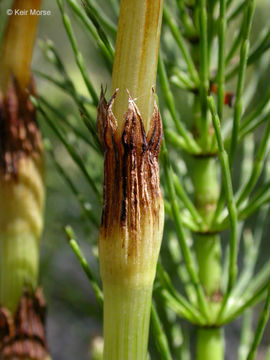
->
[97, 90, 163, 249]
[0, 288, 49, 360]
[0, 76, 42, 180]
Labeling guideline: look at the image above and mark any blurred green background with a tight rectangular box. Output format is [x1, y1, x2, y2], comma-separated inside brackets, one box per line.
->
[0, 0, 270, 359]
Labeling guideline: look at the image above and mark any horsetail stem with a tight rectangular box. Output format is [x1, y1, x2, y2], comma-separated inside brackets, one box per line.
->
[98, 1, 164, 358]
[0, 0, 41, 91]
[0, 1, 49, 358]
[111, 0, 164, 132]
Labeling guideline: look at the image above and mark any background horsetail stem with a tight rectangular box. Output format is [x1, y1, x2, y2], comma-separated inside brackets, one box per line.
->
[0, 0, 42, 314]
[197, 328, 224, 360]
[98, 1, 164, 359]
[191, 1, 224, 358]
[111, 0, 163, 131]
[0, 1, 50, 358]
[192, 150, 224, 360]
[0, 0, 41, 92]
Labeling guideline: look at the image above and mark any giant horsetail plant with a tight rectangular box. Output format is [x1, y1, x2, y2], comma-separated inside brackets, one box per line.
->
[0, 1, 49, 358]
[34, 0, 270, 358]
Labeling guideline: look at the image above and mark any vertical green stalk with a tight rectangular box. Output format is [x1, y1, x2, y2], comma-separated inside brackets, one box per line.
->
[0, 0, 41, 91]
[103, 284, 153, 359]
[229, 0, 255, 163]
[217, 0, 226, 119]
[0, 0, 43, 313]
[192, 1, 224, 357]
[111, 0, 163, 131]
[192, 158, 224, 359]
[0, 1, 49, 358]
[98, 1, 164, 359]
[198, 0, 209, 150]
[197, 328, 224, 360]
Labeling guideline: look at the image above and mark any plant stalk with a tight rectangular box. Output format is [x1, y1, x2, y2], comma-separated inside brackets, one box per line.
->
[111, 0, 164, 131]
[192, 137, 224, 360]
[191, 34, 224, 357]
[103, 283, 152, 359]
[0, 1, 49, 358]
[98, 2, 164, 358]
[0, 0, 41, 91]
[197, 328, 224, 360]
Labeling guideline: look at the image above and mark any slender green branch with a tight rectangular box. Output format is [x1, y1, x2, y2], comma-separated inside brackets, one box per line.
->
[164, 201, 200, 232]
[231, 231, 258, 301]
[171, 68, 197, 91]
[198, 0, 209, 150]
[35, 69, 88, 103]
[208, 97, 238, 293]
[83, 0, 116, 49]
[57, 0, 99, 105]
[227, 0, 248, 22]
[44, 140, 99, 227]
[35, 70, 99, 147]
[220, 280, 270, 325]
[39, 96, 100, 153]
[157, 263, 205, 324]
[229, 1, 255, 163]
[167, 235, 197, 304]
[151, 303, 173, 360]
[158, 289, 204, 325]
[241, 87, 270, 132]
[163, 7, 199, 84]
[83, 0, 117, 36]
[238, 190, 270, 227]
[165, 129, 194, 153]
[161, 142, 210, 321]
[221, 260, 270, 324]
[237, 120, 270, 206]
[38, 40, 99, 145]
[65, 226, 103, 307]
[66, 0, 114, 67]
[248, 26, 270, 64]
[207, 0, 217, 60]
[158, 55, 200, 154]
[173, 174, 205, 229]
[226, 15, 245, 65]
[238, 310, 252, 360]
[175, 0, 197, 39]
[32, 97, 101, 200]
[246, 285, 270, 360]
[217, 0, 226, 119]
[226, 8, 266, 82]
[244, 260, 270, 300]
[240, 109, 270, 139]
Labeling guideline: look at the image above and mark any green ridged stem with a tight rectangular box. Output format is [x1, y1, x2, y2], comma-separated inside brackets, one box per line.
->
[191, 6, 224, 345]
[197, 328, 224, 360]
[103, 284, 152, 360]
[0, 233, 39, 313]
[195, 234, 222, 299]
[191, 157, 224, 358]
[190, 157, 222, 297]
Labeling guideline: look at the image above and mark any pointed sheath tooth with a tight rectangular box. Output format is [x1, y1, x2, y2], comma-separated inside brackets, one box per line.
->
[0, 288, 49, 359]
[147, 101, 163, 156]
[97, 91, 164, 287]
[0, 77, 42, 180]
